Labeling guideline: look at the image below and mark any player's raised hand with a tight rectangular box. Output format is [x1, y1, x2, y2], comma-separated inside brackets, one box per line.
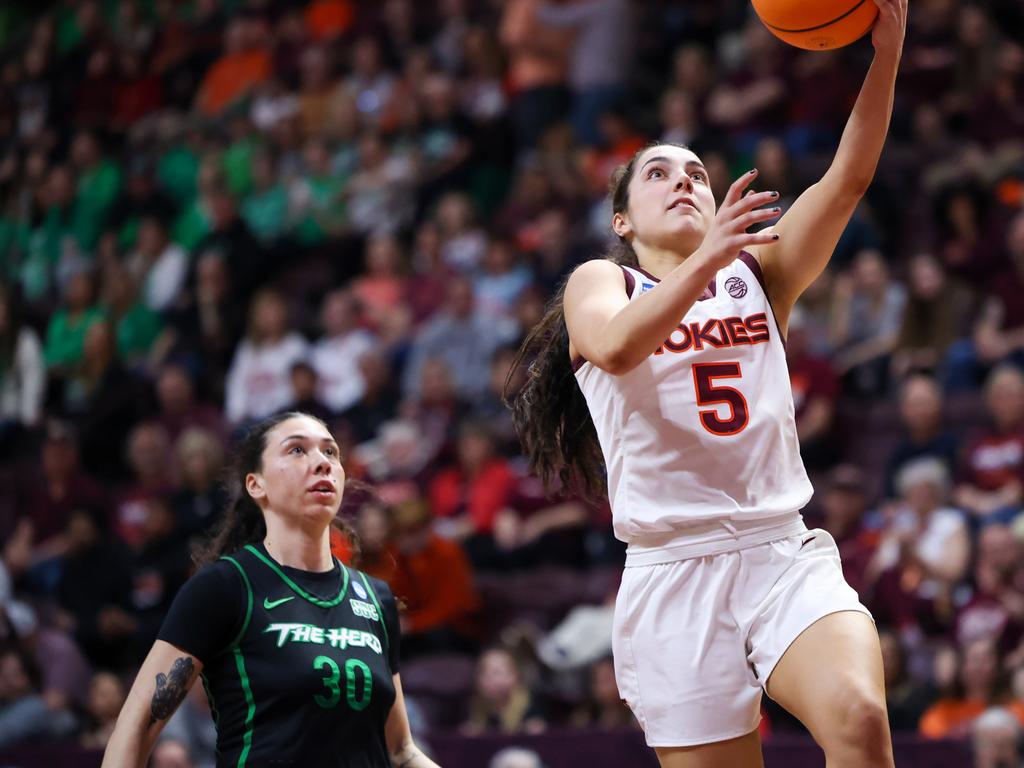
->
[871, 0, 907, 56]
[694, 168, 781, 272]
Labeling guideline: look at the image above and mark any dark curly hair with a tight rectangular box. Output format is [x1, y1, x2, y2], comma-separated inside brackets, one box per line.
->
[505, 142, 688, 501]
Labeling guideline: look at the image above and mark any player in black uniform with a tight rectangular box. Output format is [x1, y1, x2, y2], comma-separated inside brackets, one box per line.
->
[103, 411, 441, 768]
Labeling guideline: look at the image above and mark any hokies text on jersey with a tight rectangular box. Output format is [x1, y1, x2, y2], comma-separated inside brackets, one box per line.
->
[653, 313, 770, 356]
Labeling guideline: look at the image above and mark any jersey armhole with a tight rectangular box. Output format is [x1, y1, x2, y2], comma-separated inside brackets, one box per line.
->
[571, 264, 634, 373]
[737, 250, 787, 348]
[221, 556, 254, 649]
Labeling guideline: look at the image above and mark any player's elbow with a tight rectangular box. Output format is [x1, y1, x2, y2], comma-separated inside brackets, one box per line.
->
[589, 345, 638, 376]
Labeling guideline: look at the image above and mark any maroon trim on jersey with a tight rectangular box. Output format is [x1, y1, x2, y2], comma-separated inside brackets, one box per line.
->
[621, 265, 636, 297]
[736, 250, 786, 350]
[572, 265, 638, 372]
[737, 251, 766, 290]
[632, 264, 716, 300]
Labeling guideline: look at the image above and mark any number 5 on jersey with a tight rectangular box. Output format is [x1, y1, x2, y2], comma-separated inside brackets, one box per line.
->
[692, 362, 749, 436]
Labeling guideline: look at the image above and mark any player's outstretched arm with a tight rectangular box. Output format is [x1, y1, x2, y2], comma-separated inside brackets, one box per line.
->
[386, 674, 442, 768]
[102, 640, 202, 768]
[756, 0, 907, 328]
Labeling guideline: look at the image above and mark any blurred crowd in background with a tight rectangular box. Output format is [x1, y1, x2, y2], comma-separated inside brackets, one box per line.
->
[1, 0, 1024, 766]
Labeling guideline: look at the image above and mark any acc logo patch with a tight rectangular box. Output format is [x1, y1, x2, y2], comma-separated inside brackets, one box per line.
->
[350, 599, 379, 621]
[725, 276, 748, 298]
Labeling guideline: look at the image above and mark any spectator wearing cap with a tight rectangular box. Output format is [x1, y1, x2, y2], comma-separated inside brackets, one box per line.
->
[955, 365, 1024, 524]
[820, 464, 880, 597]
[884, 374, 961, 499]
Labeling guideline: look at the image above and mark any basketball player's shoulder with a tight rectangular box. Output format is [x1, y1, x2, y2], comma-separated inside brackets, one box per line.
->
[566, 259, 632, 297]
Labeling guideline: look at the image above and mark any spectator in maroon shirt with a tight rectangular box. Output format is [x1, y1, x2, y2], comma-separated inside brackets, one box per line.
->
[20, 420, 107, 563]
[819, 464, 880, 598]
[112, 422, 174, 551]
[972, 212, 1024, 373]
[954, 523, 1024, 655]
[154, 363, 227, 447]
[786, 306, 840, 471]
[955, 365, 1024, 523]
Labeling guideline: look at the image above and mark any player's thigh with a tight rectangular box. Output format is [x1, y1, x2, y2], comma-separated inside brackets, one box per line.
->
[654, 730, 764, 768]
[765, 610, 888, 744]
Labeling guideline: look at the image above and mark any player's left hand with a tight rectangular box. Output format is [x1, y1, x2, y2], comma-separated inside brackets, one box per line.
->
[870, 0, 907, 55]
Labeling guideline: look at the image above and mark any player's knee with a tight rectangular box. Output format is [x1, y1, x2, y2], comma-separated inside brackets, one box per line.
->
[833, 691, 889, 757]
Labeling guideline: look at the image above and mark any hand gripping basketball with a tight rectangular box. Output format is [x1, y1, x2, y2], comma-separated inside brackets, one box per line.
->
[694, 169, 781, 272]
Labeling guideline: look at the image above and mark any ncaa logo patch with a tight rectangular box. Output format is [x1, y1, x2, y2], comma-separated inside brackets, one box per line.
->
[725, 276, 748, 299]
[352, 580, 368, 600]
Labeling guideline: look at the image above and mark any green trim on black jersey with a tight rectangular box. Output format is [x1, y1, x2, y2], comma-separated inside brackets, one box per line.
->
[223, 555, 256, 767]
[244, 544, 350, 607]
[357, 572, 388, 655]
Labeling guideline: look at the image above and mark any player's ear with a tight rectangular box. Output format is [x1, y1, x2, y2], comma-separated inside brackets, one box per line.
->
[245, 471, 267, 504]
[612, 210, 632, 239]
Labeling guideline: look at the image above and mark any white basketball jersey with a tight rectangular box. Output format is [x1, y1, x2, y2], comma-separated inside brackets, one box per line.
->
[574, 253, 812, 565]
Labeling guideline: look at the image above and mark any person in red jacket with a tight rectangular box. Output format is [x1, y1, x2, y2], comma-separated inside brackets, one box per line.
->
[428, 420, 517, 546]
[387, 498, 481, 658]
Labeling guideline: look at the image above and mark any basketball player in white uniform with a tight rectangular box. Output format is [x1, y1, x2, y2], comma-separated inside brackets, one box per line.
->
[507, 1, 906, 765]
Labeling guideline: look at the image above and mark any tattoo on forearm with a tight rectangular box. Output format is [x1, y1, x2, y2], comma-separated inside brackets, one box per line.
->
[148, 657, 195, 726]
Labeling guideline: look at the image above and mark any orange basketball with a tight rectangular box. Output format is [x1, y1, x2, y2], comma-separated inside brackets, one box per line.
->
[752, 0, 878, 50]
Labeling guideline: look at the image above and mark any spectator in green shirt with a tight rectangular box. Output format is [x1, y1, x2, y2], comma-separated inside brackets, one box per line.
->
[69, 131, 122, 252]
[44, 268, 106, 374]
[241, 146, 289, 245]
[100, 262, 164, 370]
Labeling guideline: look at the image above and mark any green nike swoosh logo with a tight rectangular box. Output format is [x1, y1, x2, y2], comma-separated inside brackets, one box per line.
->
[263, 596, 295, 610]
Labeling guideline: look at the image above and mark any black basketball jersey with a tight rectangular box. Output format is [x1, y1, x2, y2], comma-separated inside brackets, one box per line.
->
[159, 543, 399, 768]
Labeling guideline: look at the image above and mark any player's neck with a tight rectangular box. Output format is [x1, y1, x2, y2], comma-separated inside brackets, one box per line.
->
[262, 521, 333, 573]
[633, 242, 691, 280]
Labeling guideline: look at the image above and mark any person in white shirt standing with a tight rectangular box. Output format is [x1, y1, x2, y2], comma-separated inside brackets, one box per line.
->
[310, 288, 375, 414]
[224, 289, 308, 425]
[507, 1, 907, 766]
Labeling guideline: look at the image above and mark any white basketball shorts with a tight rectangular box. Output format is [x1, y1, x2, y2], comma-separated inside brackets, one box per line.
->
[612, 527, 872, 747]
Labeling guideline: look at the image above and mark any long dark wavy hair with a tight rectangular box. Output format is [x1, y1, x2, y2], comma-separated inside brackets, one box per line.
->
[193, 411, 360, 567]
[505, 142, 688, 502]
